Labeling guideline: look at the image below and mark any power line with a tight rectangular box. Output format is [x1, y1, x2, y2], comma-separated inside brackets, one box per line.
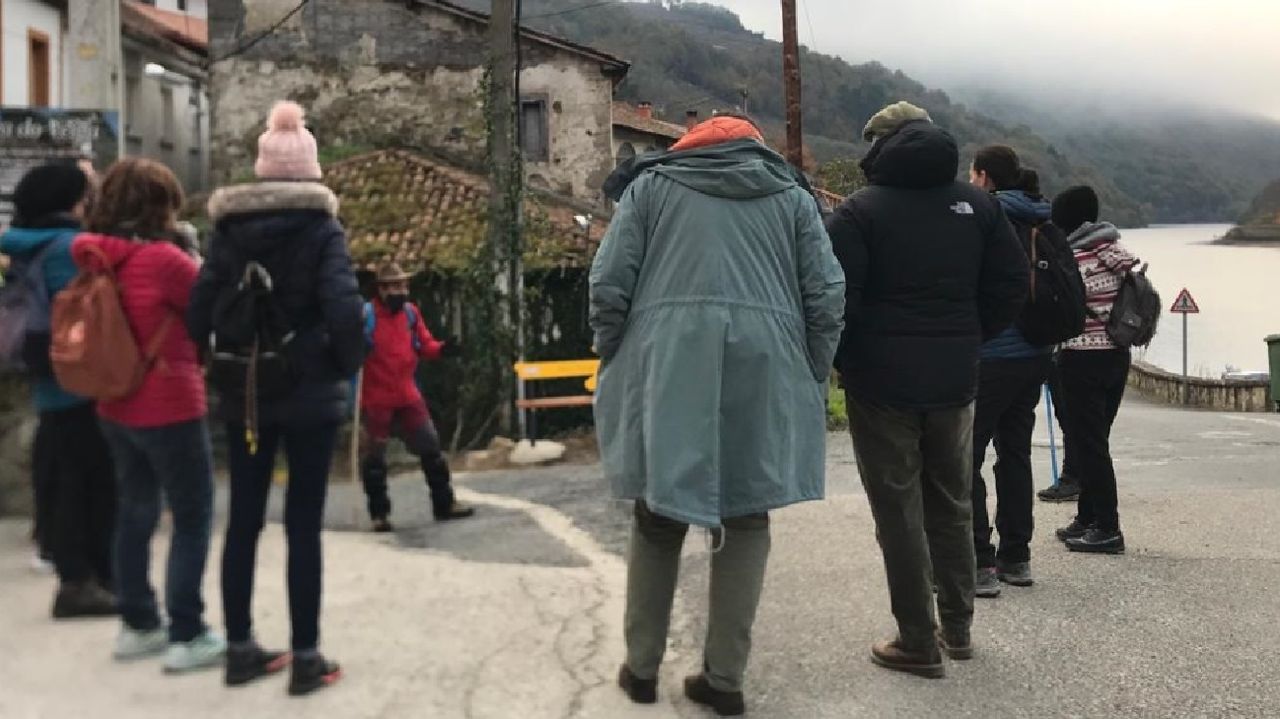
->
[211, 0, 311, 64]
[525, 0, 620, 20]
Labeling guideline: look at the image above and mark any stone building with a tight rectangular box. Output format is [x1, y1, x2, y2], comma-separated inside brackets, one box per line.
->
[0, 0, 210, 193]
[209, 0, 629, 208]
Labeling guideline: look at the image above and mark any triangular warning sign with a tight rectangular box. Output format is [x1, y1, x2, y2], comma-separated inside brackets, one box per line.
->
[1170, 288, 1200, 314]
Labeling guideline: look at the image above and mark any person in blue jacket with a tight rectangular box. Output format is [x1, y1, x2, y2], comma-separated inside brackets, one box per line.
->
[1, 161, 117, 618]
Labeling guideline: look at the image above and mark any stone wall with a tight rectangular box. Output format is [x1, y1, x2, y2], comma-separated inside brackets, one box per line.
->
[1128, 360, 1273, 413]
[0, 378, 35, 518]
[209, 0, 621, 206]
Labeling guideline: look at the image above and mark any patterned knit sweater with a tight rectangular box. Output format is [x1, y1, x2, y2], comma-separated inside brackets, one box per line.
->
[1062, 223, 1139, 351]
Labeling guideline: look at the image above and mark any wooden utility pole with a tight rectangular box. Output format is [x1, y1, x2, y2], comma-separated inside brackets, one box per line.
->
[780, 0, 804, 170]
[487, 0, 523, 438]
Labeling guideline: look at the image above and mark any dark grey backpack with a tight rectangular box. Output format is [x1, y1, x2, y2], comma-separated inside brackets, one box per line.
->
[1102, 264, 1161, 348]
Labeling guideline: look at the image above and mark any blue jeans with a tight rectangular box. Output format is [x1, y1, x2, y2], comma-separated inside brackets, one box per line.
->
[101, 418, 215, 643]
[222, 421, 338, 652]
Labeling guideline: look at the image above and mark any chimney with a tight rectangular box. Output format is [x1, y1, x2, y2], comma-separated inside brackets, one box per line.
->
[636, 101, 653, 119]
[685, 110, 699, 130]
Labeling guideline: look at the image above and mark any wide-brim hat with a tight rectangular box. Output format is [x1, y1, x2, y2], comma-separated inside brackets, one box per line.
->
[375, 262, 412, 284]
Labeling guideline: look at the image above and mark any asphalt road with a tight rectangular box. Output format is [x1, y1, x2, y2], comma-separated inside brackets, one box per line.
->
[308, 397, 1279, 717]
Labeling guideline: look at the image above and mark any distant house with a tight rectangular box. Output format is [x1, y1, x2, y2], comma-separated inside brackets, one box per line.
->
[209, 0, 630, 208]
[0, 0, 210, 225]
[612, 101, 688, 166]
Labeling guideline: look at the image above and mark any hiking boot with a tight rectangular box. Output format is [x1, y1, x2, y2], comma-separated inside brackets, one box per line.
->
[617, 665, 657, 705]
[997, 561, 1034, 587]
[226, 642, 291, 687]
[1055, 518, 1092, 543]
[869, 639, 945, 679]
[1066, 527, 1126, 555]
[371, 517, 394, 533]
[289, 653, 343, 696]
[683, 673, 745, 717]
[113, 626, 168, 661]
[937, 628, 974, 661]
[52, 580, 118, 619]
[1038, 481, 1081, 503]
[434, 502, 475, 521]
[975, 566, 1002, 598]
[164, 630, 227, 674]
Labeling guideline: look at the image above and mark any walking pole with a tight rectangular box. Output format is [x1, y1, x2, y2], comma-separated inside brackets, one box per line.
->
[350, 369, 364, 527]
[1043, 384, 1061, 488]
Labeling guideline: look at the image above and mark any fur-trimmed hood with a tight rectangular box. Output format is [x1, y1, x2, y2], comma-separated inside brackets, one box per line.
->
[207, 181, 339, 222]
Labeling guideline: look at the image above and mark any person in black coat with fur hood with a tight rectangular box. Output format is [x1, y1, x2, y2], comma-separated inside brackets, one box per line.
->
[188, 101, 361, 696]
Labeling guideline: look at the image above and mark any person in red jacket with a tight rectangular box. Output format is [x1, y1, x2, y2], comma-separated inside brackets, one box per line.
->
[72, 158, 224, 673]
[359, 262, 474, 532]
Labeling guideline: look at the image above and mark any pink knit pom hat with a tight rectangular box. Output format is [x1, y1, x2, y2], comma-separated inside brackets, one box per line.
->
[254, 101, 322, 180]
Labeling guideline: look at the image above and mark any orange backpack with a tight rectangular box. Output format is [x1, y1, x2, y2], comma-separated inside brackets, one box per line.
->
[50, 244, 172, 401]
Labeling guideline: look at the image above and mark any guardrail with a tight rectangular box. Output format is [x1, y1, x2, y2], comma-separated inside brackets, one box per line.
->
[1127, 360, 1271, 412]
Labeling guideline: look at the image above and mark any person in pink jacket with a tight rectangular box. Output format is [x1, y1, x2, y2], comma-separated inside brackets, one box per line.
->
[71, 158, 224, 673]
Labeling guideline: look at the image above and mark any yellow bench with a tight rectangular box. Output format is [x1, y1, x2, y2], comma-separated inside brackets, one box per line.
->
[514, 359, 600, 441]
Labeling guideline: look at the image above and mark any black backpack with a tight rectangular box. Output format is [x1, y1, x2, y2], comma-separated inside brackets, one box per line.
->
[1016, 223, 1088, 346]
[207, 262, 297, 452]
[1099, 264, 1161, 349]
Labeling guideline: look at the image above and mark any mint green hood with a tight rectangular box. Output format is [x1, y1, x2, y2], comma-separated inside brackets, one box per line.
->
[648, 140, 799, 199]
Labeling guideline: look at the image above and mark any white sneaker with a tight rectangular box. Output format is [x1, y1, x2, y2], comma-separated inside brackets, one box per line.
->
[114, 626, 168, 661]
[163, 631, 227, 674]
[29, 553, 54, 574]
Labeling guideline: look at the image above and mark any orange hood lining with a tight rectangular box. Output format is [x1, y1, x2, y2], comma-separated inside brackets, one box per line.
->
[669, 116, 765, 153]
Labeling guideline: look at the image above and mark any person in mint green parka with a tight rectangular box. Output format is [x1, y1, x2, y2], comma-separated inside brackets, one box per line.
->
[590, 115, 845, 715]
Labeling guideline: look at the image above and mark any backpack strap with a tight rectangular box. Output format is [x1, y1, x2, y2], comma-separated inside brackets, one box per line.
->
[405, 304, 422, 353]
[362, 301, 376, 347]
[143, 313, 176, 365]
[1028, 226, 1040, 298]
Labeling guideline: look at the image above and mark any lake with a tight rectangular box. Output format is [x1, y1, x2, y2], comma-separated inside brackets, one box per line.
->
[1120, 224, 1279, 376]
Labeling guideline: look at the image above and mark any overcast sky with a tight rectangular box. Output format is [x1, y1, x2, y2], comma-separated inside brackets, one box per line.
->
[711, 0, 1280, 121]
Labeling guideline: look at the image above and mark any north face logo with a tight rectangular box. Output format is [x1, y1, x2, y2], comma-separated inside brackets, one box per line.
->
[950, 202, 974, 215]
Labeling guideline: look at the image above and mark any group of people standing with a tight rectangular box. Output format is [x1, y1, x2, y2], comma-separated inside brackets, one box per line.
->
[591, 101, 1140, 715]
[7, 100, 471, 695]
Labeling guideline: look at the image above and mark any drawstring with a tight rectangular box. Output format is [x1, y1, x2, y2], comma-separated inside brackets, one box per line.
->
[245, 338, 259, 456]
[706, 526, 727, 554]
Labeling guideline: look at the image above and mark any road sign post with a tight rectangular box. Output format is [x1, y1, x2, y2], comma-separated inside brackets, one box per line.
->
[1170, 288, 1200, 404]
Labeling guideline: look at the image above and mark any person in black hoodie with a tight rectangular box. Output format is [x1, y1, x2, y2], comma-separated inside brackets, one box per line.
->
[826, 103, 1027, 678]
[188, 101, 363, 695]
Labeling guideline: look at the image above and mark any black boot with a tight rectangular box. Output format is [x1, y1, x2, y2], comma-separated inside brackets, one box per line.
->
[1038, 479, 1081, 503]
[288, 653, 342, 696]
[1055, 518, 1092, 543]
[52, 580, 118, 619]
[1066, 527, 1125, 554]
[617, 665, 657, 704]
[684, 673, 745, 717]
[360, 456, 393, 530]
[226, 642, 290, 687]
[423, 455, 474, 521]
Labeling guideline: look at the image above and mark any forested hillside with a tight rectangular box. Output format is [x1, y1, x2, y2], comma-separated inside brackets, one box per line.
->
[467, 0, 1280, 226]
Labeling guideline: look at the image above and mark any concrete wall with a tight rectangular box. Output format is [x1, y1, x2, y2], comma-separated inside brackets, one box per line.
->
[1128, 360, 1273, 413]
[2, 0, 63, 106]
[123, 44, 210, 191]
[209, 0, 618, 205]
[65, 0, 124, 114]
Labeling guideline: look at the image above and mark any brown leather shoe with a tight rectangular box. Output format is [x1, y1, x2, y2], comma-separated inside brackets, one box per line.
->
[937, 628, 974, 661]
[870, 638, 945, 678]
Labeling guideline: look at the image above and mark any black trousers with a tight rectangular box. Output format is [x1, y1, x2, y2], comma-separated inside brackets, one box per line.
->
[972, 356, 1050, 568]
[31, 416, 57, 560]
[1058, 349, 1131, 531]
[41, 404, 116, 585]
[223, 421, 338, 652]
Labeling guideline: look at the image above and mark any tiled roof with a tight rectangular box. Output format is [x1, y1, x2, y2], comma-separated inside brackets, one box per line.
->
[324, 150, 610, 273]
[122, 1, 209, 53]
[612, 103, 687, 142]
